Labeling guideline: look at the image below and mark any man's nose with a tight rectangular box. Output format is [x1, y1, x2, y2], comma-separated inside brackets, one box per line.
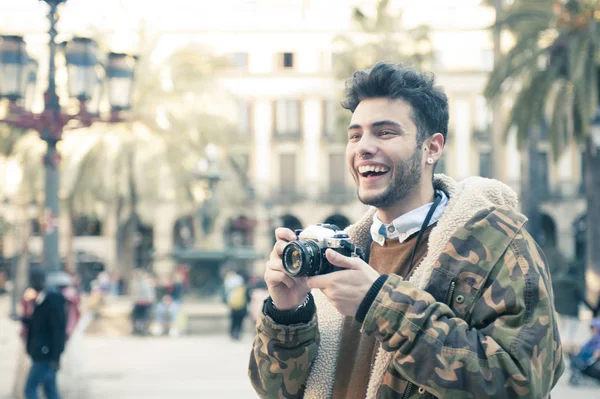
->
[354, 134, 378, 157]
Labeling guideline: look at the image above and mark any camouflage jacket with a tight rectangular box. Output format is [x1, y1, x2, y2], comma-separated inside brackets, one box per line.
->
[249, 175, 564, 398]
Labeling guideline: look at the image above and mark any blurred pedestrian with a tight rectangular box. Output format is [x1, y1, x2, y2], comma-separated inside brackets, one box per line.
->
[153, 272, 186, 336]
[15, 268, 67, 399]
[224, 269, 249, 340]
[109, 270, 122, 296]
[569, 318, 600, 384]
[130, 270, 155, 335]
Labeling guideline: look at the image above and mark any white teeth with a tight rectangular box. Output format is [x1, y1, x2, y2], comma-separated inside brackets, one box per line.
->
[357, 165, 390, 174]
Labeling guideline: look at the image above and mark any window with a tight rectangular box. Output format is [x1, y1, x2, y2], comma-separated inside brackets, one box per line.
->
[280, 153, 296, 194]
[328, 153, 346, 191]
[274, 99, 301, 136]
[228, 53, 248, 71]
[283, 52, 294, 68]
[277, 52, 295, 70]
[236, 100, 252, 135]
[73, 215, 102, 236]
[479, 152, 491, 178]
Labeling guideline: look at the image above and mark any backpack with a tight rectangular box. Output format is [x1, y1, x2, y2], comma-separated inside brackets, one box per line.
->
[228, 285, 247, 310]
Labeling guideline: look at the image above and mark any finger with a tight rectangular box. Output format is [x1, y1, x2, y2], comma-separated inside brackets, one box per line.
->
[307, 274, 334, 290]
[270, 240, 291, 260]
[275, 227, 297, 242]
[265, 269, 295, 289]
[265, 259, 284, 273]
[325, 249, 360, 269]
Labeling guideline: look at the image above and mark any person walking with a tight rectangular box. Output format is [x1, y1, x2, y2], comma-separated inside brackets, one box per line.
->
[224, 269, 249, 340]
[130, 270, 155, 335]
[16, 268, 67, 399]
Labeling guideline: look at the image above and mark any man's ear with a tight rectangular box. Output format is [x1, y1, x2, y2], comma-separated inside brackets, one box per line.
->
[426, 133, 444, 163]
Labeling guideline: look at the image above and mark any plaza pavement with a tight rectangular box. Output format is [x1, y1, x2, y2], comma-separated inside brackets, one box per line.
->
[1, 295, 599, 398]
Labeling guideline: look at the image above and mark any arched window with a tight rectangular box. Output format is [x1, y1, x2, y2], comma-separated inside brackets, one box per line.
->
[540, 213, 557, 247]
[135, 222, 154, 270]
[173, 215, 195, 249]
[323, 214, 351, 230]
[280, 214, 303, 232]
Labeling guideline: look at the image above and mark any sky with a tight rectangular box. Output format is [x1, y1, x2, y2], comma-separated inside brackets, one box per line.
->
[0, 0, 494, 52]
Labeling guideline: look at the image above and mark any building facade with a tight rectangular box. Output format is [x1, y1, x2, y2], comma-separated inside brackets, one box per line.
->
[0, 0, 587, 287]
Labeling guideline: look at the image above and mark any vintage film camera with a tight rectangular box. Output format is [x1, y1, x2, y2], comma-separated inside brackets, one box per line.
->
[282, 224, 363, 277]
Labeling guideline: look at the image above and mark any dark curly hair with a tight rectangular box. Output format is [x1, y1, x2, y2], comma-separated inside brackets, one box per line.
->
[342, 62, 449, 145]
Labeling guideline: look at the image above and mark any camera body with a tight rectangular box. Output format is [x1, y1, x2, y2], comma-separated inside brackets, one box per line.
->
[281, 224, 363, 277]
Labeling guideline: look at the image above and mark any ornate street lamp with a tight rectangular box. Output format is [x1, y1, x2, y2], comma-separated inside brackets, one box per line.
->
[0, 35, 30, 103]
[0, 0, 137, 286]
[106, 52, 137, 113]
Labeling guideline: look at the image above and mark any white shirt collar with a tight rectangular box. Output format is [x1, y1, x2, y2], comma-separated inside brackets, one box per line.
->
[370, 190, 449, 246]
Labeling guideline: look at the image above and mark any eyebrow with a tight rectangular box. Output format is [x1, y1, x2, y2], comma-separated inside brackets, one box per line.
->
[347, 120, 404, 131]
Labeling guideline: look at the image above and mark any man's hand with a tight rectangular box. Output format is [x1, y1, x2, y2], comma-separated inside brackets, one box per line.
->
[264, 228, 311, 311]
[307, 249, 380, 317]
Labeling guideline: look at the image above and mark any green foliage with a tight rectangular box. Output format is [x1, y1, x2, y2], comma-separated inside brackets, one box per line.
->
[485, 0, 600, 160]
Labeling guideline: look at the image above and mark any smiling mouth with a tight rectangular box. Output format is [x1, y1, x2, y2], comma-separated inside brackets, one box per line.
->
[357, 165, 390, 178]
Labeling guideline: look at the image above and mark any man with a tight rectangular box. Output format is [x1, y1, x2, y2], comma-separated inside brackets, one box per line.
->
[224, 269, 249, 340]
[20, 268, 67, 399]
[249, 62, 564, 398]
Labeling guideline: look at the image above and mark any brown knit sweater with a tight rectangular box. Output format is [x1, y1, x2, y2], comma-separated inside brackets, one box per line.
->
[332, 225, 434, 399]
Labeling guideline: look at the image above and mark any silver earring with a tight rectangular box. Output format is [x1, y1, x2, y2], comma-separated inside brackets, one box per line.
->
[427, 157, 434, 164]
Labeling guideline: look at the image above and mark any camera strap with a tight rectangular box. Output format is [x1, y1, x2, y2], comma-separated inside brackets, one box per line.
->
[408, 191, 443, 269]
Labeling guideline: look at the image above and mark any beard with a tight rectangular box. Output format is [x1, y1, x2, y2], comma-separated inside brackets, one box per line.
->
[357, 146, 423, 208]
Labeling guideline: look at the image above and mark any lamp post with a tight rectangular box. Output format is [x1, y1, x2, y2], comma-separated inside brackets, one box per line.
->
[0, 0, 137, 286]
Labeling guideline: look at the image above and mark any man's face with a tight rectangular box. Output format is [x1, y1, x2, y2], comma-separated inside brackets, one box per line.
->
[346, 98, 423, 208]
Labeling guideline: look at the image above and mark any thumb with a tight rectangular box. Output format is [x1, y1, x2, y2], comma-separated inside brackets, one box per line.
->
[325, 249, 358, 269]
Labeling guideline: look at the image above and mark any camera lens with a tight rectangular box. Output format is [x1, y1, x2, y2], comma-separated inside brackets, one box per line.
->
[282, 241, 319, 277]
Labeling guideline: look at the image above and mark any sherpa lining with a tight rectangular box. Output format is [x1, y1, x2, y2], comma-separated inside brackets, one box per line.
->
[303, 174, 519, 399]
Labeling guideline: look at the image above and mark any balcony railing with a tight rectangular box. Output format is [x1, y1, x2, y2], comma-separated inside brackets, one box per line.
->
[272, 130, 302, 141]
[508, 180, 585, 202]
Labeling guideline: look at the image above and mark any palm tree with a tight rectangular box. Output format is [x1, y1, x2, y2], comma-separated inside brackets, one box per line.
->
[485, 0, 600, 302]
[331, 0, 434, 136]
